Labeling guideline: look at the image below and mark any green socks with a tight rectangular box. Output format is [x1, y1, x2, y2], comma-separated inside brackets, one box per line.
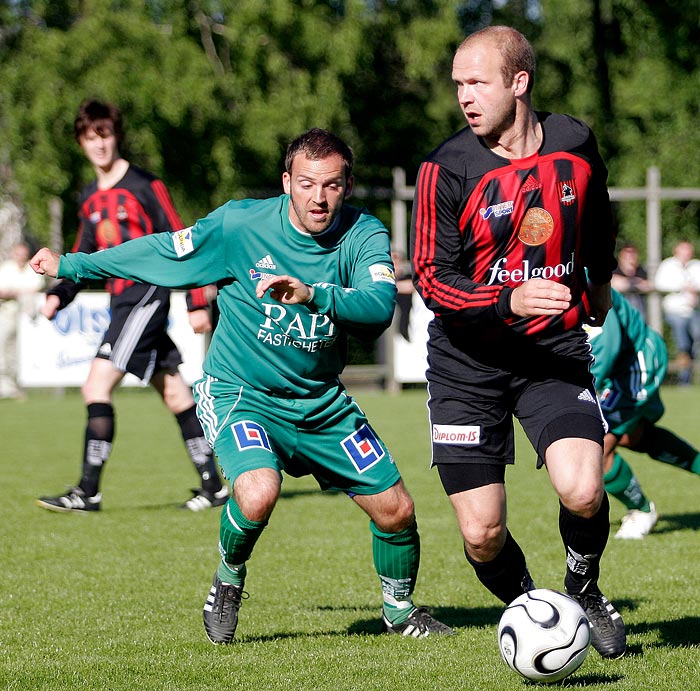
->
[370, 520, 420, 625]
[604, 454, 650, 512]
[218, 497, 267, 585]
[218, 561, 247, 587]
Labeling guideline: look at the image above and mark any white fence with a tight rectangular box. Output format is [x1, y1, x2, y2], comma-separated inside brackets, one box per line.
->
[359, 166, 700, 391]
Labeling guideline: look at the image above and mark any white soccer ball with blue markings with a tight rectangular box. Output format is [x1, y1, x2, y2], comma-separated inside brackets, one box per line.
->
[497, 589, 590, 683]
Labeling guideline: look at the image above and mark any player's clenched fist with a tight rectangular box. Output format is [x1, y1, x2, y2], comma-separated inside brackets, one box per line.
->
[30, 248, 61, 278]
[509, 278, 571, 317]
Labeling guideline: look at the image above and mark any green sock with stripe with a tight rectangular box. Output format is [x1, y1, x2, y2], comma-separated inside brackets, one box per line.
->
[217, 497, 267, 586]
[370, 520, 420, 625]
[604, 454, 650, 512]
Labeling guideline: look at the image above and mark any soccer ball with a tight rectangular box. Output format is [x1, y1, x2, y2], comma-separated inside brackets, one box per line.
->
[497, 589, 591, 683]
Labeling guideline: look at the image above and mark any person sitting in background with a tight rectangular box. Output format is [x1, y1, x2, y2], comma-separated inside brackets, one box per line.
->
[587, 288, 700, 539]
[611, 243, 651, 319]
[654, 240, 700, 385]
[0, 241, 45, 399]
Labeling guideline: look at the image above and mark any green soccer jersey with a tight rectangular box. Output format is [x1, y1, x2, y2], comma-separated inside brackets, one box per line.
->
[587, 287, 667, 401]
[57, 194, 397, 396]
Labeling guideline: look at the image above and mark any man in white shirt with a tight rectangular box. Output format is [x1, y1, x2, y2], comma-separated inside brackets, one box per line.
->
[654, 240, 700, 384]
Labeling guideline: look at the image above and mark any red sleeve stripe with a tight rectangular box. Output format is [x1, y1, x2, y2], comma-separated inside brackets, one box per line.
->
[413, 162, 502, 311]
[188, 287, 209, 310]
[413, 162, 438, 269]
[151, 179, 184, 231]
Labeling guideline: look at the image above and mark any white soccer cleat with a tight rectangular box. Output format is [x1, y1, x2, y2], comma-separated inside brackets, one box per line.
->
[614, 502, 658, 539]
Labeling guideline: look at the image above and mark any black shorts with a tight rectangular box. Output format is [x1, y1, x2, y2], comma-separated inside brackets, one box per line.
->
[427, 348, 605, 472]
[96, 285, 182, 383]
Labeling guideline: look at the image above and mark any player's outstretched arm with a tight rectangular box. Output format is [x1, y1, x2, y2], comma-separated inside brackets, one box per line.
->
[30, 248, 61, 278]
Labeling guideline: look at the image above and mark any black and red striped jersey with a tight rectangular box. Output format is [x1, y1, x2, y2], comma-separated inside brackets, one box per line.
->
[48, 164, 208, 310]
[411, 113, 616, 341]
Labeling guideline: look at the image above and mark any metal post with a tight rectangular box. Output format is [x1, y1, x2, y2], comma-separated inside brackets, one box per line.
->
[391, 167, 408, 255]
[645, 167, 663, 334]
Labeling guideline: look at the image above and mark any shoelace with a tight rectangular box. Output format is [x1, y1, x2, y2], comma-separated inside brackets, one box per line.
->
[578, 593, 615, 634]
[409, 607, 452, 634]
[215, 585, 247, 620]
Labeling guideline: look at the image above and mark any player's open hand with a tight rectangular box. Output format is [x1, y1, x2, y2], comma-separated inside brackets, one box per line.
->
[30, 248, 61, 278]
[510, 279, 571, 317]
[256, 274, 313, 304]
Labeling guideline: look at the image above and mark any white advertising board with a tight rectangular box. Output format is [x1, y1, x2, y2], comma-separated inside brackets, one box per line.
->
[392, 292, 432, 384]
[18, 291, 206, 387]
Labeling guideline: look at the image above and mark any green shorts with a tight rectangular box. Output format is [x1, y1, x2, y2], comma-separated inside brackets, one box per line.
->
[193, 375, 401, 496]
[599, 387, 665, 437]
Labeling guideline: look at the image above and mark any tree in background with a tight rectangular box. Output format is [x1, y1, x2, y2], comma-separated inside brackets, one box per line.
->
[0, 0, 698, 259]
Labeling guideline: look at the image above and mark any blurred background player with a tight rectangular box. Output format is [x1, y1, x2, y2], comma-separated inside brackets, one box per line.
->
[0, 241, 45, 399]
[35, 99, 226, 513]
[587, 288, 700, 538]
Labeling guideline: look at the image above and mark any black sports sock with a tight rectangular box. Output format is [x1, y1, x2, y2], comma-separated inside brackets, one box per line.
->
[175, 405, 222, 493]
[559, 495, 610, 595]
[465, 531, 531, 604]
[78, 402, 115, 496]
[643, 426, 700, 473]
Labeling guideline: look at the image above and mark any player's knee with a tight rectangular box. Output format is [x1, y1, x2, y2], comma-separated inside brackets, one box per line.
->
[81, 380, 108, 403]
[380, 499, 416, 533]
[390, 499, 416, 532]
[560, 482, 604, 518]
[463, 523, 505, 561]
[234, 492, 277, 523]
[367, 484, 416, 533]
[162, 383, 194, 413]
[233, 469, 281, 522]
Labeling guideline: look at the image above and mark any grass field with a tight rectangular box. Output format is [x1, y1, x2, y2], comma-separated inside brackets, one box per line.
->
[2, 385, 699, 690]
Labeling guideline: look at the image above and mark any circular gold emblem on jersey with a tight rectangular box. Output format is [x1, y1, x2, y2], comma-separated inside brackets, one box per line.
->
[96, 219, 118, 246]
[518, 207, 554, 246]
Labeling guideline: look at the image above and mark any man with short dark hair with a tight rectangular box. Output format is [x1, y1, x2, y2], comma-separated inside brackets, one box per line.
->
[32, 127, 453, 643]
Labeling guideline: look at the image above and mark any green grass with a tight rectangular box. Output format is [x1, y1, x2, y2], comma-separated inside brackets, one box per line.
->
[1, 386, 699, 690]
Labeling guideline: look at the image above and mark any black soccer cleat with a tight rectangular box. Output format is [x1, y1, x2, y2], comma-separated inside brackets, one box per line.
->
[203, 573, 247, 644]
[35, 487, 102, 513]
[570, 582, 626, 659]
[181, 486, 229, 512]
[382, 606, 455, 638]
[521, 569, 536, 593]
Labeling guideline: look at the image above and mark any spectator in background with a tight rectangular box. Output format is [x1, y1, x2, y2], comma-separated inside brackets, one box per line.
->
[611, 243, 651, 319]
[0, 241, 45, 399]
[654, 240, 700, 385]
